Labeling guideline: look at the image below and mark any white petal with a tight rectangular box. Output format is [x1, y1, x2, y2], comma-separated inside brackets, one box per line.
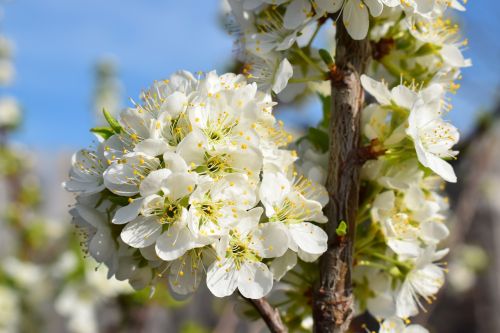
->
[360, 75, 391, 105]
[89, 230, 114, 262]
[289, 222, 328, 255]
[134, 139, 170, 157]
[379, 317, 406, 333]
[260, 172, 290, 216]
[364, 0, 383, 16]
[411, 264, 444, 296]
[176, 130, 207, 167]
[237, 261, 274, 299]
[297, 249, 322, 262]
[129, 267, 153, 290]
[343, 0, 369, 40]
[163, 151, 189, 173]
[284, 0, 311, 30]
[270, 250, 297, 281]
[406, 324, 430, 333]
[424, 153, 457, 183]
[112, 198, 144, 225]
[162, 91, 188, 116]
[75, 204, 106, 229]
[315, 0, 343, 12]
[168, 255, 203, 295]
[120, 217, 162, 248]
[441, 44, 468, 67]
[421, 221, 449, 243]
[155, 224, 196, 261]
[161, 172, 197, 201]
[272, 58, 293, 94]
[139, 169, 172, 197]
[251, 223, 288, 258]
[206, 259, 238, 297]
[140, 245, 160, 261]
[396, 281, 419, 318]
[387, 239, 421, 257]
[391, 84, 418, 109]
[235, 207, 263, 237]
[367, 294, 397, 319]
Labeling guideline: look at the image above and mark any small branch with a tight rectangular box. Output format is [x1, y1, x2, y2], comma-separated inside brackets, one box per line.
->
[244, 296, 288, 333]
[312, 20, 371, 333]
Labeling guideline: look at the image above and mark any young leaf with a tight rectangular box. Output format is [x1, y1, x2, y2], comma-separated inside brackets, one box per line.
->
[103, 108, 122, 133]
[336, 221, 348, 236]
[319, 49, 334, 68]
[90, 126, 115, 140]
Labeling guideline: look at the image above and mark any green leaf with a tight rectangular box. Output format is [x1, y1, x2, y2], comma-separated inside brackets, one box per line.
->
[318, 49, 334, 67]
[90, 126, 115, 139]
[336, 220, 348, 236]
[307, 127, 329, 153]
[103, 108, 122, 133]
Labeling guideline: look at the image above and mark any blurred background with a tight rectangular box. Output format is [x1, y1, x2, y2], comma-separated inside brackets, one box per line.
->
[0, 0, 499, 332]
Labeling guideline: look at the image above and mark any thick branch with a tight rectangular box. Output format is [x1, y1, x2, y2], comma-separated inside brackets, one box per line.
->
[246, 297, 287, 333]
[312, 22, 371, 333]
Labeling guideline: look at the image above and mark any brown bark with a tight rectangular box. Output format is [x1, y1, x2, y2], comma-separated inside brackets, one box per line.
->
[247, 297, 288, 333]
[312, 22, 371, 333]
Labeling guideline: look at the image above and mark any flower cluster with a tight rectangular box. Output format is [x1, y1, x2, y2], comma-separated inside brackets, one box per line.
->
[65, 70, 328, 299]
[62, 0, 470, 330]
[225, 0, 468, 331]
[225, 0, 467, 105]
[348, 7, 466, 332]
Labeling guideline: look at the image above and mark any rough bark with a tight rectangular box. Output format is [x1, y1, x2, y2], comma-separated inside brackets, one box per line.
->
[312, 22, 371, 333]
[247, 297, 288, 333]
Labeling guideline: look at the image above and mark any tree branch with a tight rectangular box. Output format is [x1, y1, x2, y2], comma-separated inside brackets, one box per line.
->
[245, 296, 288, 333]
[312, 21, 371, 333]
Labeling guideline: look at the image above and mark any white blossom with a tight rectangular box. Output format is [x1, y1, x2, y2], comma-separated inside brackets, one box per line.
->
[66, 70, 327, 299]
[206, 208, 288, 298]
[379, 317, 429, 333]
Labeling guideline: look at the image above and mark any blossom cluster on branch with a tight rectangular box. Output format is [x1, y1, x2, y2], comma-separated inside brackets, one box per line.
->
[65, 71, 329, 300]
[65, 0, 469, 331]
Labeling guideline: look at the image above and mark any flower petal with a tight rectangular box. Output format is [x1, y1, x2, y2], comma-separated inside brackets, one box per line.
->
[120, 216, 162, 248]
[238, 261, 274, 299]
[251, 222, 288, 258]
[155, 223, 196, 261]
[112, 198, 144, 225]
[270, 250, 297, 281]
[288, 222, 328, 255]
[343, 0, 369, 40]
[139, 169, 172, 197]
[206, 259, 238, 297]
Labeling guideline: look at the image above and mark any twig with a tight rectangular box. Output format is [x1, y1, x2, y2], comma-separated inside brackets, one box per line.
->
[244, 296, 288, 333]
[312, 21, 371, 333]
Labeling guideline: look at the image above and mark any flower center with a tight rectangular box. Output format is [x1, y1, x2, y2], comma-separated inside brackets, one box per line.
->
[149, 197, 183, 225]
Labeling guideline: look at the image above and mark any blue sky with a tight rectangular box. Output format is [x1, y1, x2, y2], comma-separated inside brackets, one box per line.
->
[2, 0, 499, 150]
